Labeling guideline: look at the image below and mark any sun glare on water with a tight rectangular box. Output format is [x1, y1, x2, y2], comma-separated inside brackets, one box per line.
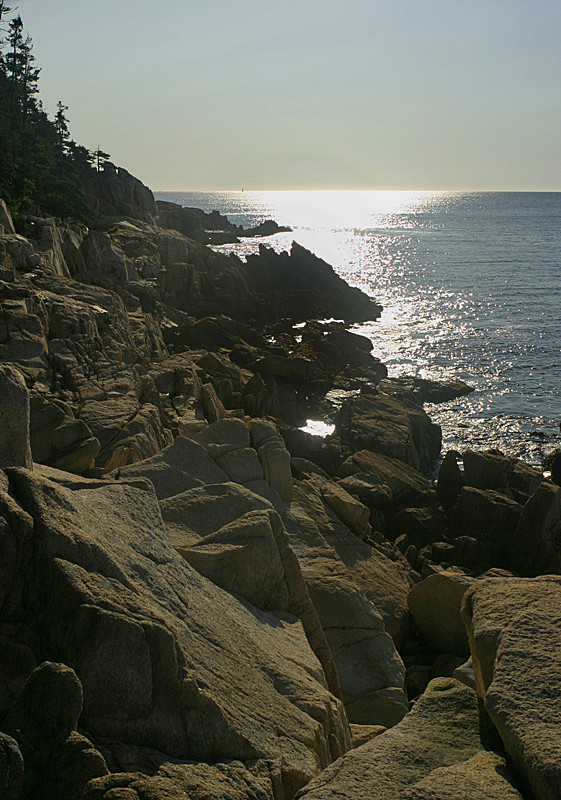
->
[251, 190, 436, 230]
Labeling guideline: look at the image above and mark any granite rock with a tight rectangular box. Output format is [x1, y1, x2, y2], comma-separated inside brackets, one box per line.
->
[0, 365, 33, 470]
[296, 678, 483, 800]
[462, 575, 561, 800]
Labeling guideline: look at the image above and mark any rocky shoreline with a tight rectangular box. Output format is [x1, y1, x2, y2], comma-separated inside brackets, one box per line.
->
[0, 169, 560, 800]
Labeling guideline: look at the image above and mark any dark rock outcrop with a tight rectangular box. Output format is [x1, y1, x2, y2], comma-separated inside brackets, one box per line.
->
[0, 365, 32, 470]
[336, 390, 442, 476]
[84, 166, 157, 222]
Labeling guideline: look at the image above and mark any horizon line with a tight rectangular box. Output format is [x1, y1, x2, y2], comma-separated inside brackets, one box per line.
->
[151, 187, 561, 194]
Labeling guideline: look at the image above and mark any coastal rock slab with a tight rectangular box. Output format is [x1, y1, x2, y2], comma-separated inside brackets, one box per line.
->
[402, 750, 524, 800]
[160, 481, 341, 700]
[338, 450, 432, 507]
[296, 678, 483, 800]
[5, 469, 350, 795]
[116, 435, 228, 498]
[84, 760, 275, 800]
[288, 473, 411, 726]
[161, 484, 289, 612]
[249, 419, 293, 503]
[462, 575, 561, 800]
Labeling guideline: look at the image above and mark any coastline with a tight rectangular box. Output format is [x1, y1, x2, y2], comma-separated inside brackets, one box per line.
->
[157, 189, 561, 467]
[0, 173, 560, 799]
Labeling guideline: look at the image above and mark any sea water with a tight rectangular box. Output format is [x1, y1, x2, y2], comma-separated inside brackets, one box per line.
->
[155, 190, 561, 466]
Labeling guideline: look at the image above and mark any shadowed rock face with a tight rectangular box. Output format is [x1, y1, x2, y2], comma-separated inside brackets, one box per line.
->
[2, 467, 350, 798]
[336, 390, 442, 476]
[84, 167, 157, 222]
[0, 365, 33, 470]
[408, 569, 475, 656]
[507, 482, 561, 575]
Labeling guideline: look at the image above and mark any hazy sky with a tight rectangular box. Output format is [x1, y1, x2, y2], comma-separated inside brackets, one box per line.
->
[16, 0, 561, 190]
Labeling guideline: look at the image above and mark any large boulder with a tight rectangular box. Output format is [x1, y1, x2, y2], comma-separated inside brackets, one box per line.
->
[463, 450, 514, 490]
[462, 575, 561, 800]
[507, 482, 561, 575]
[338, 450, 432, 507]
[0, 365, 32, 470]
[296, 678, 484, 800]
[401, 750, 524, 800]
[288, 473, 411, 726]
[2, 661, 83, 759]
[437, 451, 464, 514]
[408, 569, 474, 655]
[30, 396, 100, 474]
[3, 469, 350, 797]
[0, 733, 24, 800]
[337, 390, 441, 475]
[79, 394, 170, 467]
[249, 419, 293, 503]
[451, 487, 522, 565]
[115, 435, 228, 499]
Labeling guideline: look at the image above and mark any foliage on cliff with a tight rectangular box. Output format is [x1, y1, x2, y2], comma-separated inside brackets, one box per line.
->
[0, 5, 105, 222]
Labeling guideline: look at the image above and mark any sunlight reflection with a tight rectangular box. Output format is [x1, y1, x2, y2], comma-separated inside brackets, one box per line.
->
[251, 190, 441, 230]
[299, 420, 336, 437]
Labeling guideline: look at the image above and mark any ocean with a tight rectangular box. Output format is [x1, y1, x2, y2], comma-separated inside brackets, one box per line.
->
[155, 190, 561, 467]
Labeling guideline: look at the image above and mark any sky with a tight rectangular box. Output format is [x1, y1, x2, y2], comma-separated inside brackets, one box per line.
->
[14, 0, 561, 191]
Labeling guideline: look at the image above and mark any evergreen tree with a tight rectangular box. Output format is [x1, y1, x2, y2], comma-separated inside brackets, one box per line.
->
[5, 14, 23, 113]
[54, 100, 70, 155]
[92, 146, 111, 172]
[0, 10, 98, 222]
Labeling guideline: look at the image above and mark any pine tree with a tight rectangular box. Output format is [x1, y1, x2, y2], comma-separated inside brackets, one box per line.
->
[54, 100, 70, 154]
[0, 10, 97, 222]
[92, 146, 111, 172]
[5, 14, 23, 112]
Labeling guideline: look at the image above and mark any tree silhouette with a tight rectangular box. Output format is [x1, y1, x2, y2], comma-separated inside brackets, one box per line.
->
[92, 146, 111, 172]
[0, 10, 100, 221]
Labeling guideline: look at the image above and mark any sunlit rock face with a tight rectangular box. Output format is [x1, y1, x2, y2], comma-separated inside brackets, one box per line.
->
[462, 576, 561, 800]
[2, 467, 350, 798]
[116, 418, 412, 730]
[296, 678, 486, 800]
